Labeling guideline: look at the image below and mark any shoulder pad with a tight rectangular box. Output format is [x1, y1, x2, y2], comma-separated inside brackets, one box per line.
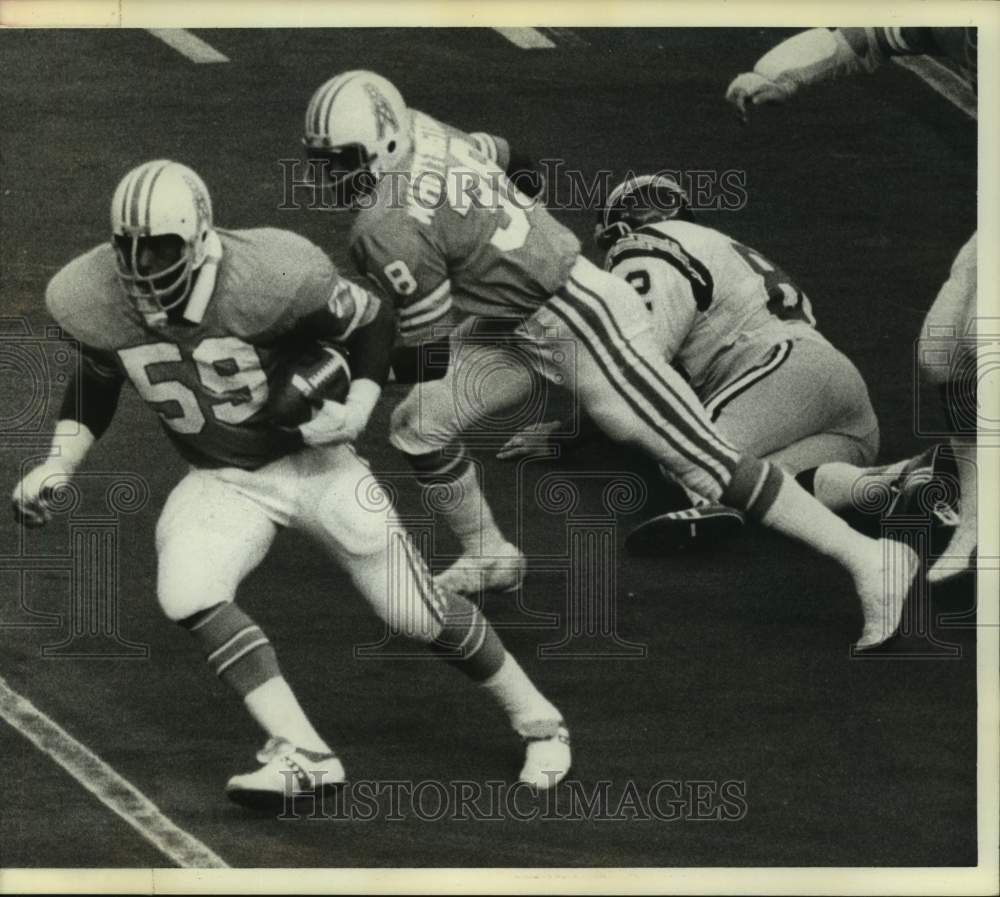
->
[45, 245, 144, 350]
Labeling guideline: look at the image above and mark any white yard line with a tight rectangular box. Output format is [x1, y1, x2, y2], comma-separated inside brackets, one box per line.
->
[493, 27, 555, 49]
[148, 28, 230, 64]
[893, 56, 977, 119]
[0, 675, 229, 869]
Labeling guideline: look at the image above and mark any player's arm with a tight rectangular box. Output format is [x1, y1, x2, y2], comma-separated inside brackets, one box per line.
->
[11, 344, 124, 527]
[292, 277, 397, 447]
[468, 131, 546, 200]
[725, 28, 892, 123]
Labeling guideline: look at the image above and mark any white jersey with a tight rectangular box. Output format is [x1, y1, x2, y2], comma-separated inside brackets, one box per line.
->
[603, 219, 824, 390]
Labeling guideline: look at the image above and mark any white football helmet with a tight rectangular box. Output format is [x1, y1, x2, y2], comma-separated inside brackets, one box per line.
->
[302, 70, 411, 194]
[110, 160, 214, 312]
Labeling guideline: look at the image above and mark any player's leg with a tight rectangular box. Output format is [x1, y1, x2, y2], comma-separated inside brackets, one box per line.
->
[629, 336, 881, 552]
[157, 466, 343, 807]
[532, 257, 917, 648]
[918, 233, 978, 582]
[389, 323, 532, 594]
[296, 445, 570, 787]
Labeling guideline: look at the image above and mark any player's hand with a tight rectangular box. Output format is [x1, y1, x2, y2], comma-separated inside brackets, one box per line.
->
[299, 399, 362, 447]
[11, 460, 75, 528]
[725, 72, 793, 124]
[496, 421, 562, 461]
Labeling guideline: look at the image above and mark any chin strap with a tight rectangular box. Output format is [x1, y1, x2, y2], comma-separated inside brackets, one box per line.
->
[183, 230, 223, 324]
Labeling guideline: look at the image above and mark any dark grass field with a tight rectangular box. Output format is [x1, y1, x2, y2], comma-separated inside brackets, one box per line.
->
[0, 28, 979, 868]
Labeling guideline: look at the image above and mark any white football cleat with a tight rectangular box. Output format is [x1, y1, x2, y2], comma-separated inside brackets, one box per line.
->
[225, 737, 345, 812]
[854, 538, 920, 650]
[518, 719, 571, 790]
[434, 541, 527, 595]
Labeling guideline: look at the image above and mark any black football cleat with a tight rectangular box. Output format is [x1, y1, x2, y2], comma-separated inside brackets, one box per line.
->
[625, 504, 746, 557]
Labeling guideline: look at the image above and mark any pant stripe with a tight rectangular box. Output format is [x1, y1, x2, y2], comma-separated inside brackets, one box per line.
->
[545, 295, 731, 494]
[398, 534, 446, 627]
[566, 275, 741, 466]
[704, 340, 793, 422]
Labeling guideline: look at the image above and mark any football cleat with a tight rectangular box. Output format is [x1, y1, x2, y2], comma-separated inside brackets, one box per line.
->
[853, 538, 920, 650]
[433, 542, 527, 595]
[225, 737, 346, 812]
[625, 504, 745, 557]
[517, 719, 571, 790]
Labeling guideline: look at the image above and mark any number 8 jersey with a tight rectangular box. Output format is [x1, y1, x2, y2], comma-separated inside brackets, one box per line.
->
[603, 219, 827, 392]
[46, 227, 362, 470]
[348, 111, 581, 345]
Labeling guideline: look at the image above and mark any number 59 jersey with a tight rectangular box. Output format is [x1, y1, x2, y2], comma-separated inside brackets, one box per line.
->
[349, 111, 581, 345]
[46, 228, 353, 470]
[603, 219, 826, 391]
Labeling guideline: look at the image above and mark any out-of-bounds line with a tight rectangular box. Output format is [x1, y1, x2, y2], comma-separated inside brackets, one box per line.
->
[147, 28, 230, 63]
[0, 675, 229, 869]
[493, 27, 556, 49]
[893, 56, 976, 119]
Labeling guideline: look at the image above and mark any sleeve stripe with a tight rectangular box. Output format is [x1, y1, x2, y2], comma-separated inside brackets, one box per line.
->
[399, 296, 453, 333]
[338, 289, 371, 340]
[399, 279, 451, 319]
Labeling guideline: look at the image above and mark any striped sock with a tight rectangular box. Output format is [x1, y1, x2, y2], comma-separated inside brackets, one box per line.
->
[430, 592, 507, 682]
[721, 456, 784, 519]
[180, 602, 281, 697]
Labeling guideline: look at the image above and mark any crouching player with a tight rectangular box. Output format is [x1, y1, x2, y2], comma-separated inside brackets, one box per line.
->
[10, 160, 571, 809]
[724, 27, 978, 580]
[500, 173, 880, 555]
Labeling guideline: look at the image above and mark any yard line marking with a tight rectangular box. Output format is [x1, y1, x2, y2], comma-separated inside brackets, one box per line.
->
[0, 675, 229, 869]
[148, 28, 230, 64]
[494, 27, 556, 49]
[893, 56, 976, 119]
[540, 27, 589, 47]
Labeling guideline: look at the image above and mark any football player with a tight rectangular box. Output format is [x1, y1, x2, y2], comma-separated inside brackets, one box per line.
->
[499, 173, 881, 555]
[302, 70, 918, 650]
[10, 160, 571, 808]
[725, 27, 978, 582]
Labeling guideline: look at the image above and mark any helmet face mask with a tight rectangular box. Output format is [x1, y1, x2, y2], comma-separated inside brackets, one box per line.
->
[303, 143, 379, 208]
[595, 174, 693, 255]
[112, 233, 192, 312]
[109, 160, 214, 321]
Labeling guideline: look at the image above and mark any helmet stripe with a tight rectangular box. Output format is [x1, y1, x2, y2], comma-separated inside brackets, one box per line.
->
[126, 161, 155, 228]
[142, 162, 170, 232]
[120, 167, 142, 230]
[312, 71, 364, 141]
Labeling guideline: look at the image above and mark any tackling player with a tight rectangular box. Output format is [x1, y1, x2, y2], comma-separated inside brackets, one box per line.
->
[302, 70, 918, 650]
[499, 173, 881, 555]
[725, 27, 978, 581]
[10, 160, 572, 808]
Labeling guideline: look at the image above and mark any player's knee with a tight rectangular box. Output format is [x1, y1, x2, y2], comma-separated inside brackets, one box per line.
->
[389, 399, 434, 454]
[156, 563, 237, 623]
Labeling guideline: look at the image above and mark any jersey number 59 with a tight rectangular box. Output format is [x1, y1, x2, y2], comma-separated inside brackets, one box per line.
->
[118, 337, 267, 434]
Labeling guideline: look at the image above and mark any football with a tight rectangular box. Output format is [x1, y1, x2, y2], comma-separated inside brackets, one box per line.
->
[267, 344, 352, 427]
